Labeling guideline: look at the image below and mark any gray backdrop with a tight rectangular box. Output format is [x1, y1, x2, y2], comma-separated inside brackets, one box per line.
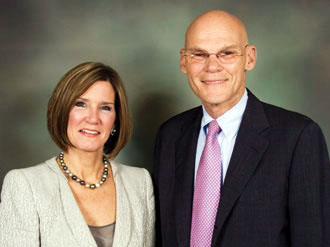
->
[1, 0, 330, 191]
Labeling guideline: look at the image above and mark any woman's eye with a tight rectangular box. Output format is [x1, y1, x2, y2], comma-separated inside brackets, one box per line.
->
[75, 101, 85, 107]
[101, 105, 112, 111]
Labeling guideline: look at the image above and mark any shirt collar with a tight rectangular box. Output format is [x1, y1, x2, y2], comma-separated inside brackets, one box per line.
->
[201, 89, 248, 140]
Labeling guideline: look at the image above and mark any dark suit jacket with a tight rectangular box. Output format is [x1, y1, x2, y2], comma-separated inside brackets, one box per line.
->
[153, 90, 330, 247]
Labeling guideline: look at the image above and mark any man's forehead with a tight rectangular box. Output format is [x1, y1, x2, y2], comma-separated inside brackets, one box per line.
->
[185, 28, 245, 50]
[187, 21, 244, 38]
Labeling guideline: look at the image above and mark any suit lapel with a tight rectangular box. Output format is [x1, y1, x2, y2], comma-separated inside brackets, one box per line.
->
[212, 92, 270, 244]
[46, 159, 97, 247]
[174, 107, 202, 247]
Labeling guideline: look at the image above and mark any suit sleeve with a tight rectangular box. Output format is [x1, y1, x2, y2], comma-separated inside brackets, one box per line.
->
[289, 121, 330, 246]
[0, 169, 40, 246]
[143, 169, 156, 247]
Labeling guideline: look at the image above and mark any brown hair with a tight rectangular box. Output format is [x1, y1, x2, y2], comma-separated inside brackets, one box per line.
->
[47, 62, 131, 159]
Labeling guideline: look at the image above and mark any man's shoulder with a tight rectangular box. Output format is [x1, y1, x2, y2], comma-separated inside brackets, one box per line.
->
[247, 91, 314, 129]
[159, 106, 202, 130]
[261, 101, 313, 127]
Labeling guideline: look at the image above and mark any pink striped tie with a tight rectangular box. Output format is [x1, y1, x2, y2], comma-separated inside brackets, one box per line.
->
[190, 120, 221, 247]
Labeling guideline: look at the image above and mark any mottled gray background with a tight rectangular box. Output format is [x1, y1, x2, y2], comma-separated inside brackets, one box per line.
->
[1, 0, 330, 191]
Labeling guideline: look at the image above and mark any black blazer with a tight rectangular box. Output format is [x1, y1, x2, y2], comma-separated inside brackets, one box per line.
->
[153, 90, 330, 247]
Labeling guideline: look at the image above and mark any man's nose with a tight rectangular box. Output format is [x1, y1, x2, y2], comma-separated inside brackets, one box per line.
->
[205, 54, 224, 72]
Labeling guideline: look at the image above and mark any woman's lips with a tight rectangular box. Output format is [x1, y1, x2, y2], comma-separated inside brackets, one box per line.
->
[79, 129, 100, 136]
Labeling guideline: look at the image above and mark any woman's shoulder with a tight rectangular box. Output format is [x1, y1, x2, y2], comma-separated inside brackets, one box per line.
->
[111, 160, 149, 176]
[4, 157, 60, 186]
[110, 160, 152, 186]
[7, 156, 57, 173]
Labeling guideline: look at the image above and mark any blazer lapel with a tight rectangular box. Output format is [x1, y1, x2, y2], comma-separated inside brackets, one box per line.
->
[110, 162, 131, 247]
[174, 107, 202, 247]
[212, 92, 270, 244]
[46, 158, 97, 247]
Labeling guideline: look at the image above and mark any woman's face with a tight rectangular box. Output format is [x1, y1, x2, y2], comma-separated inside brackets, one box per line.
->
[67, 81, 116, 154]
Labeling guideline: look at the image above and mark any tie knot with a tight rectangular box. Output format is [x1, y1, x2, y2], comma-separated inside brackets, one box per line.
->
[208, 120, 220, 136]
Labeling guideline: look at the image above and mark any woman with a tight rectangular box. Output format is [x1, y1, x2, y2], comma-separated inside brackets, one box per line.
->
[0, 62, 155, 246]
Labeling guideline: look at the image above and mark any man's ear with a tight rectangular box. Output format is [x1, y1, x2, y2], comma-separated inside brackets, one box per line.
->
[245, 45, 257, 71]
[180, 49, 188, 74]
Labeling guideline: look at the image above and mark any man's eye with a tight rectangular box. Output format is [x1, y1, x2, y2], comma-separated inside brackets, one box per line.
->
[75, 101, 85, 107]
[220, 51, 236, 57]
[193, 53, 207, 58]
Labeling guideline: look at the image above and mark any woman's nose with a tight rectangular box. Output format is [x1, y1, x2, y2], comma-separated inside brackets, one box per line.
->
[86, 108, 100, 124]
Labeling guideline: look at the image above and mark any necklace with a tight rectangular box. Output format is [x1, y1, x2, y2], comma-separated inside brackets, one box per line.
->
[58, 152, 109, 190]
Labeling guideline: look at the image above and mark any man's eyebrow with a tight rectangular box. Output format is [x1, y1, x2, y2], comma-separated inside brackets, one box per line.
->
[222, 45, 241, 50]
[186, 45, 242, 53]
[185, 48, 207, 52]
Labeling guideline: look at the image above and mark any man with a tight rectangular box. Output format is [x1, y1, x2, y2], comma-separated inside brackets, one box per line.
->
[153, 10, 330, 247]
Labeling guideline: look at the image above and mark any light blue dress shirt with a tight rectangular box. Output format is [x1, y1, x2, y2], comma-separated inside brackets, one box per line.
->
[194, 89, 248, 184]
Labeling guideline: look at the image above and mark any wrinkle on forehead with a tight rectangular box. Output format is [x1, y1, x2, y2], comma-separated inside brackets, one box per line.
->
[185, 10, 248, 48]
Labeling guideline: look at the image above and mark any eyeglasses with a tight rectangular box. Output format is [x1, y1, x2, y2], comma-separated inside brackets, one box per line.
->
[183, 44, 249, 64]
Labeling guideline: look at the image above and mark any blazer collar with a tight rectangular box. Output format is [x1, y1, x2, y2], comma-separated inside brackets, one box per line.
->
[108, 161, 133, 247]
[211, 90, 270, 245]
[46, 158, 127, 247]
[45, 157, 97, 247]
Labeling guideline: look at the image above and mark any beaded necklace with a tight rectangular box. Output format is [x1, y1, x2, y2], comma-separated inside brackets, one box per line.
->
[58, 152, 109, 190]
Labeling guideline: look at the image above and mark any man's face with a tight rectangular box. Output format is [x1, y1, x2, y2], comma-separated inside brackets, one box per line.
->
[180, 16, 256, 117]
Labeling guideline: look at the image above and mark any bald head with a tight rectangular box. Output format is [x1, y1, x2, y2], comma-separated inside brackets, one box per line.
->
[179, 10, 257, 118]
[185, 10, 248, 48]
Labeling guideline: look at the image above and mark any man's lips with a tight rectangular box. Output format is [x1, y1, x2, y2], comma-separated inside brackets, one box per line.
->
[201, 79, 228, 84]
